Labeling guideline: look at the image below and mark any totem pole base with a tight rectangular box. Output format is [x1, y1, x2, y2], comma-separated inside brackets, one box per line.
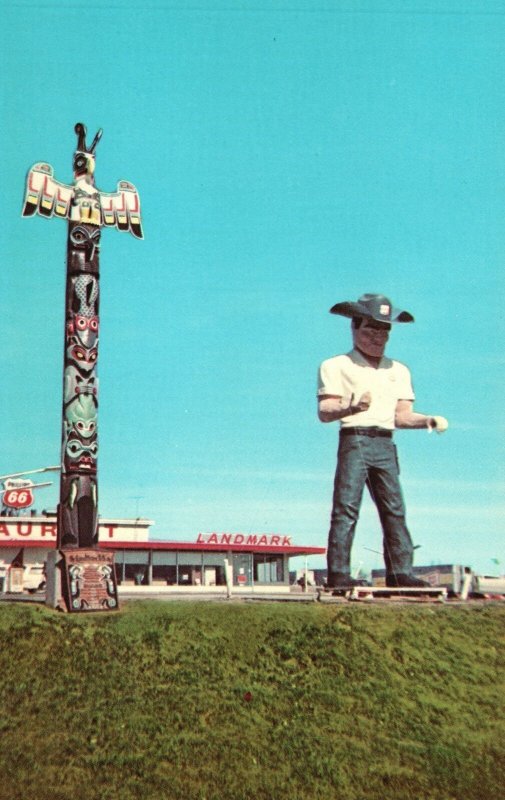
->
[45, 551, 65, 611]
[45, 549, 119, 613]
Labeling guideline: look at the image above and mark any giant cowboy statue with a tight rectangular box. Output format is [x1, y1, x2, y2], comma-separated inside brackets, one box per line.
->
[317, 293, 448, 590]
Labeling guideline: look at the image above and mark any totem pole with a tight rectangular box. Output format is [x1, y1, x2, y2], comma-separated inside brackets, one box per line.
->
[22, 123, 142, 611]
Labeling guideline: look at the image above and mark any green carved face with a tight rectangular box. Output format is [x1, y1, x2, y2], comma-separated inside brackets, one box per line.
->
[65, 394, 97, 439]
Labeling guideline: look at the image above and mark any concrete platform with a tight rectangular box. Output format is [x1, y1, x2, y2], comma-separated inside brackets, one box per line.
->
[317, 585, 448, 602]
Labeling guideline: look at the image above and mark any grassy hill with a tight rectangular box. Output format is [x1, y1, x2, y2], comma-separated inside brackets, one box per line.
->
[0, 600, 503, 800]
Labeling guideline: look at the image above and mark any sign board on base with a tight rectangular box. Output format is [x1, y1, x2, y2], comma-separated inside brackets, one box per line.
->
[61, 550, 118, 612]
[46, 550, 119, 612]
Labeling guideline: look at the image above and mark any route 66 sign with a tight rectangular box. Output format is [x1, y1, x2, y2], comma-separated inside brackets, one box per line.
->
[2, 480, 34, 509]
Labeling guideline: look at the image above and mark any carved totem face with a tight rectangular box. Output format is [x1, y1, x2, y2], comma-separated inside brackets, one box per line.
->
[66, 335, 98, 375]
[70, 224, 101, 260]
[68, 222, 101, 273]
[67, 314, 99, 348]
[63, 275, 99, 474]
[65, 433, 98, 472]
[73, 150, 96, 179]
[65, 394, 97, 440]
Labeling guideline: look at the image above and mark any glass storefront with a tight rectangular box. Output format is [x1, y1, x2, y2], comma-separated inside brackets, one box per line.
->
[119, 550, 149, 585]
[115, 549, 288, 587]
[202, 552, 227, 586]
[177, 552, 202, 586]
[152, 551, 177, 585]
[253, 554, 285, 584]
[232, 553, 253, 586]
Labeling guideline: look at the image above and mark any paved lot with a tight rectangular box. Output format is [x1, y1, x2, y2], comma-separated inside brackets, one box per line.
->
[0, 589, 317, 605]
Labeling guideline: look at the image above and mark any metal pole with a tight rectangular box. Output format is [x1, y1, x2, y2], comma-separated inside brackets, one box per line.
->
[224, 557, 233, 599]
[0, 467, 60, 481]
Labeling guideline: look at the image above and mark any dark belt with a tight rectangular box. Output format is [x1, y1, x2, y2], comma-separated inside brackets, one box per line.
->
[340, 426, 393, 438]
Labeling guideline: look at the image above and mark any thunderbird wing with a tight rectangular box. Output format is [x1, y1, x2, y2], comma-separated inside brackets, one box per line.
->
[99, 181, 143, 239]
[22, 163, 73, 219]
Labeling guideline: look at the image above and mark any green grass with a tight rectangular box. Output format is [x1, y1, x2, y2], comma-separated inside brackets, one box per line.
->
[0, 600, 504, 800]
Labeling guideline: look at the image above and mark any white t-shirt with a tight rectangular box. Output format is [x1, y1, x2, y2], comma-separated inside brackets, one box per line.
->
[317, 349, 415, 430]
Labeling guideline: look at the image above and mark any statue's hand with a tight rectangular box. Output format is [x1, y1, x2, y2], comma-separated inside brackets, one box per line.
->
[428, 415, 449, 434]
[350, 391, 372, 414]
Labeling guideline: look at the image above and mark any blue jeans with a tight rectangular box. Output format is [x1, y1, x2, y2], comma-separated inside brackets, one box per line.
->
[327, 430, 414, 577]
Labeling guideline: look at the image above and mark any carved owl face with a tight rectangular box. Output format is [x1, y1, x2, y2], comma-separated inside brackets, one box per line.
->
[66, 334, 98, 374]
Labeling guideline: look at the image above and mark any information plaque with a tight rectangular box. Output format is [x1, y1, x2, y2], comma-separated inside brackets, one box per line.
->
[61, 549, 118, 612]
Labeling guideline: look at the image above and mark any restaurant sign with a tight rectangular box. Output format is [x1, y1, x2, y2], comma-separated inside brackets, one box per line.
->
[196, 532, 292, 547]
[0, 520, 148, 542]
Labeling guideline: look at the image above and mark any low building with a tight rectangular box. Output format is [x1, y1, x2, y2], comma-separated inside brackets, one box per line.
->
[0, 514, 325, 595]
[371, 564, 472, 593]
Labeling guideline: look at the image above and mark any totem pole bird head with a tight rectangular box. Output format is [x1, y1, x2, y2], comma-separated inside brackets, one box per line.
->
[73, 123, 102, 182]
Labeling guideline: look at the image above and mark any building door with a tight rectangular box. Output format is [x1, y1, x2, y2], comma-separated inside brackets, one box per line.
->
[204, 567, 216, 586]
[232, 553, 252, 586]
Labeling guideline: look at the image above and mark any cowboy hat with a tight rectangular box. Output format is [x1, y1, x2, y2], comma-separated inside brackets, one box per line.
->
[329, 293, 414, 323]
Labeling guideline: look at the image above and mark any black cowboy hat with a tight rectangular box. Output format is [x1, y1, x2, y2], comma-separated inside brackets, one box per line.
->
[329, 293, 414, 323]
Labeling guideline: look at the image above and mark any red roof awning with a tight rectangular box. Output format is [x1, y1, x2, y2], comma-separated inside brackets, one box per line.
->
[99, 540, 326, 557]
[0, 539, 326, 557]
[0, 540, 54, 549]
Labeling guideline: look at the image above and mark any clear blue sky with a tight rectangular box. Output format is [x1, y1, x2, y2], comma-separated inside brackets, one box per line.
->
[2, 1, 504, 575]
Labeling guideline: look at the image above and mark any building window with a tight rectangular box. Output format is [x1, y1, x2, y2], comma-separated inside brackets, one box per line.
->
[202, 552, 227, 586]
[177, 552, 203, 586]
[232, 553, 252, 586]
[120, 550, 149, 585]
[152, 552, 177, 584]
[253, 555, 285, 584]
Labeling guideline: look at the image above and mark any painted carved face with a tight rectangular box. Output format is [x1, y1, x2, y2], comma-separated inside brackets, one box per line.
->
[73, 150, 95, 178]
[67, 314, 99, 347]
[65, 395, 97, 439]
[74, 315, 99, 335]
[353, 319, 391, 359]
[65, 435, 98, 471]
[68, 340, 97, 371]
[73, 417, 96, 438]
[70, 225, 101, 262]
